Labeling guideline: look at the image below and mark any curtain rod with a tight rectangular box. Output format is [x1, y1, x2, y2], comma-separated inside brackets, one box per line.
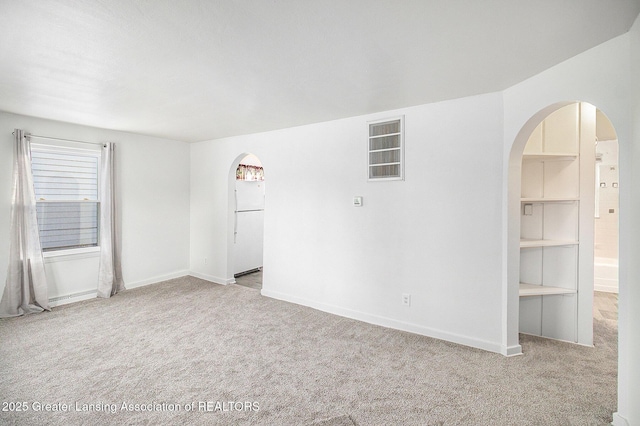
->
[12, 131, 106, 147]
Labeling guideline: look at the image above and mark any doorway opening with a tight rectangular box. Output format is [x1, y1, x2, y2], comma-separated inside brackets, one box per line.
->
[512, 102, 619, 348]
[506, 100, 621, 423]
[230, 153, 265, 290]
[593, 110, 619, 327]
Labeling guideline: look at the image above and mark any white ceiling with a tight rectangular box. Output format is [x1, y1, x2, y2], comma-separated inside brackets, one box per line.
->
[1, 1, 639, 142]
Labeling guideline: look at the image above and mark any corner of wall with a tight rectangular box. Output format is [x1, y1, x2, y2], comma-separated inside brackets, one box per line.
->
[615, 10, 640, 425]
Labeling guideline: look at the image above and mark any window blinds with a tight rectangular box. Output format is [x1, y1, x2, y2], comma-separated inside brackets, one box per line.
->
[31, 149, 100, 251]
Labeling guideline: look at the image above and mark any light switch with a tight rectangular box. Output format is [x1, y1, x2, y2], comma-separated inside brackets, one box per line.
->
[353, 196, 363, 207]
[523, 203, 533, 216]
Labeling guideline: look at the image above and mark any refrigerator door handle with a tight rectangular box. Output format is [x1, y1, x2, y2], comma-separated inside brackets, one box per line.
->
[234, 189, 238, 243]
[234, 212, 238, 244]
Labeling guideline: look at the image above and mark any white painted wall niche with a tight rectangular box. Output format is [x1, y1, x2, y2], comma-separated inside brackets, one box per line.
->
[515, 102, 597, 346]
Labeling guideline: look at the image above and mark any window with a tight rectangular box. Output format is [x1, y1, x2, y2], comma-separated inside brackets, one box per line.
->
[31, 144, 101, 252]
[368, 117, 404, 180]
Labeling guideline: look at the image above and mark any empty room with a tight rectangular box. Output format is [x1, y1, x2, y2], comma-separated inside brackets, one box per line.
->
[1, 1, 639, 425]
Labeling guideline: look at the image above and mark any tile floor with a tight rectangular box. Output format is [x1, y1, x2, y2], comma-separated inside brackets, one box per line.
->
[234, 269, 262, 290]
[593, 290, 618, 327]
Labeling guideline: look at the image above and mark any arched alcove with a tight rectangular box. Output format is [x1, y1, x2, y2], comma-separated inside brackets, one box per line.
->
[507, 101, 620, 352]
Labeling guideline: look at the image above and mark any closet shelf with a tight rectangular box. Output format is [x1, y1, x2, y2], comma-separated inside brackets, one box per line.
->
[521, 197, 579, 202]
[520, 239, 578, 248]
[522, 153, 578, 161]
[519, 283, 576, 297]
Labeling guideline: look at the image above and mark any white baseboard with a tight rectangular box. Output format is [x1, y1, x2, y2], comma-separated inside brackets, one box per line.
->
[126, 270, 190, 289]
[188, 271, 234, 285]
[502, 344, 523, 357]
[261, 289, 504, 355]
[612, 412, 629, 426]
[47, 270, 191, 307]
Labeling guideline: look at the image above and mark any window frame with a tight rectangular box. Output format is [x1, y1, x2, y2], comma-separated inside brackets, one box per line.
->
[30, 141, 102, 256]
[367, 116, 405, 181]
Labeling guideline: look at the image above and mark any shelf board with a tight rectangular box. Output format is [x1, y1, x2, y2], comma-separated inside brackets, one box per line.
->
[519, 283, 576, 297]
[521, 197, 579, 202]
[520, 239, 578, 248]
[522, 152, 578, 161]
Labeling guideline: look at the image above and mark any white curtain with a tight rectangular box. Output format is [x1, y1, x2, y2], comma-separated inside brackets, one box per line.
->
[97, 143, 125, 298]
[0, 130, 50, 317]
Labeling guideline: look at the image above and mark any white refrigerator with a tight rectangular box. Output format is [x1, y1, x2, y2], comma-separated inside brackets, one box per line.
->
[233, 180, 265, 276]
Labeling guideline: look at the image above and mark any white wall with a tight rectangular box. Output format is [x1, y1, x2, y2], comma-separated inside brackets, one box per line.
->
[190, 92, 506, 353]
[624, 12, 640, 426]
[0, 112, 191, 303]
[239, 154, 263, 167]
[595, 140, 619, 260]
[502, 30, 636, 424]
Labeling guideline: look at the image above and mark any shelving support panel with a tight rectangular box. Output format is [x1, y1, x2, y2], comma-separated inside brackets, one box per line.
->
[518, 102, 595, 346]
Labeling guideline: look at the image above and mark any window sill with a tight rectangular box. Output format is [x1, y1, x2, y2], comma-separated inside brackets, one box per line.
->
[43, 247, 100, 263]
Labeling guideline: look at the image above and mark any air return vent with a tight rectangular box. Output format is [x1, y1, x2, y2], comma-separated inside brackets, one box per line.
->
[368, 117, 404, 181]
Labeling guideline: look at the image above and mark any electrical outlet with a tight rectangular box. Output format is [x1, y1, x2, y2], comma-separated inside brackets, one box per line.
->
[204, 258, 207, 264]
[402, 293, 411, 306]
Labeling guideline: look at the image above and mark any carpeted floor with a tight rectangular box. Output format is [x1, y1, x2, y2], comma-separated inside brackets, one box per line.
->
[0, 276, 617, 425]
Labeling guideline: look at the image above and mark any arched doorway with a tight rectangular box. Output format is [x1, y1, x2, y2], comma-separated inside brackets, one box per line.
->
[518, 102, 595, 344]
[508, 101, 620, 349]
[228, 153, 265, 290]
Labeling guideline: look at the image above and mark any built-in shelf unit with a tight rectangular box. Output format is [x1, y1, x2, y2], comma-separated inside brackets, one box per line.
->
[519, 103, 595, 345]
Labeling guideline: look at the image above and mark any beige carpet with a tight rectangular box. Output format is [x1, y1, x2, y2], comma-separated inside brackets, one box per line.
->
[0, 276, 617, 425]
